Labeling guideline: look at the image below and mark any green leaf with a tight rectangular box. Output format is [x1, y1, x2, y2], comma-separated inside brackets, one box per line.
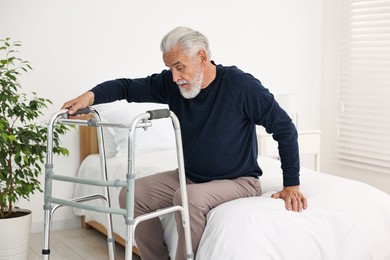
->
[1, 132, 7, 142]
[8, 135, 17, 141]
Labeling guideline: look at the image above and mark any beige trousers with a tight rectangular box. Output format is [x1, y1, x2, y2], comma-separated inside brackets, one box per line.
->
[119, 169, 261, 260]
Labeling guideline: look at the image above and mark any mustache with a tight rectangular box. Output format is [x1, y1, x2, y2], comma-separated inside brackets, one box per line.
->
[177, 80, 188, 87]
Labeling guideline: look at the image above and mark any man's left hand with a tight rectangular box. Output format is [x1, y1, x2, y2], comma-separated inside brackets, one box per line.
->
[271, 186, 307, 212]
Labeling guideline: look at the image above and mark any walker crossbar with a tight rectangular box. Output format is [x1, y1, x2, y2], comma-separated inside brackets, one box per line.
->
[57, 118, 152, 129]
[48, 197, 126, 215]
[42, 107, 194, 260]
[50, 194, 108, 218]
[50, 174, 127, 187]
[133, 205, 185, 227]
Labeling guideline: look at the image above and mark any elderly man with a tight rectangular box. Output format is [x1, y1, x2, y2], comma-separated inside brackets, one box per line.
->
[63, 26, 307, 260]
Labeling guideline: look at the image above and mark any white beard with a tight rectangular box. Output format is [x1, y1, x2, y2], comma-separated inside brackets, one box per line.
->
[177, 67, 204, 99]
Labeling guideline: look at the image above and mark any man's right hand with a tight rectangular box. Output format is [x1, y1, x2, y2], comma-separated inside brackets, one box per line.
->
[61, 91, 95, 118]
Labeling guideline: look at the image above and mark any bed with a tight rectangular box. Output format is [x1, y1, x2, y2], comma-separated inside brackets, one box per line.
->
[73, 101, 390, 260]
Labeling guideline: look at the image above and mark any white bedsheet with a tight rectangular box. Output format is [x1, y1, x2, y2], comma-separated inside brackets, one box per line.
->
[74, 152, 390, 260]
[197, 157, 390, 260]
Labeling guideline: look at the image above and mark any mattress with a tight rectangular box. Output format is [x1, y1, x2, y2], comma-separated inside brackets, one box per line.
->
[73, 152, 390, 260]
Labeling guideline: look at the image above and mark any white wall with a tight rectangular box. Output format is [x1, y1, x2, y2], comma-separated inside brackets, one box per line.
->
[0, 0, 323, 231]
[321, 0, 390, 194]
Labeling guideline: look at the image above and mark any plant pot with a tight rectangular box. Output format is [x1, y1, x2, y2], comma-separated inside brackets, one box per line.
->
[0, 209, 32, 260]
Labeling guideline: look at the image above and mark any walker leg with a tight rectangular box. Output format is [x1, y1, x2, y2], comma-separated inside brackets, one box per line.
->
[98, 125, 116, 259]
[106, 213, 116, 259]
[172, 111, 194, 260]
[125, 223, 133, 260]
[179, 200, 194, 260]
[181, 213, 194, 260]
[42, 209, 52, 260]
[107, 236, 116, 260]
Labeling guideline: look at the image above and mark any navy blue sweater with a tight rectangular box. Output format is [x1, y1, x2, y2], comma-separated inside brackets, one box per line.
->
[91, 63, 300, 186]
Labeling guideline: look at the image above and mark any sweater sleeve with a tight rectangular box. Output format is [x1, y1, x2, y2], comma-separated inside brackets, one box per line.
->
[90, 71, 171, 105]
[232, 72, 300, 186]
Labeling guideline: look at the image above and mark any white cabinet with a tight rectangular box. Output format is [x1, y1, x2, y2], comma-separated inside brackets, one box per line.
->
[257, 129, 321, 171]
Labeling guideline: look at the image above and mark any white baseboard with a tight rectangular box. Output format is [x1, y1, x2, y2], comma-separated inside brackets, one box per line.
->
[30, 216, 82, 233]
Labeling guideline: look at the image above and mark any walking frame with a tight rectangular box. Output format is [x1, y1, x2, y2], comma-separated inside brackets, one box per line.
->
[42, 107, 194, 260]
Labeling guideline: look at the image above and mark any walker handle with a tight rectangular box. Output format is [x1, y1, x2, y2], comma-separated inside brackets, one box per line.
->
[63, 107, 91, 119]
[146, 109, 171, 120]
[72, 107, 91, 116]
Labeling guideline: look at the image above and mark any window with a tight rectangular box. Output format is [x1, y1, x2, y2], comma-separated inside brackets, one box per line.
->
[337, 0, 390, 174]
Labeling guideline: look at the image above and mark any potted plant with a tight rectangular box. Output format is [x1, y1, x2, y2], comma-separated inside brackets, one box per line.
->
[0, 38, 72, 259]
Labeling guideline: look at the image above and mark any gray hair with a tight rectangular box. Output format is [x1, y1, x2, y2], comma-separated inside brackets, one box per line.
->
[160, 26, 211, 59]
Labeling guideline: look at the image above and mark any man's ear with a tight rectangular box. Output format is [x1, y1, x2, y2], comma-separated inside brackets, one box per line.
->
[198, 49, 207, 65]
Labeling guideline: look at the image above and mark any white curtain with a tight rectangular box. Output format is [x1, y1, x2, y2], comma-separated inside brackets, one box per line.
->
[337, 0, 390, 174]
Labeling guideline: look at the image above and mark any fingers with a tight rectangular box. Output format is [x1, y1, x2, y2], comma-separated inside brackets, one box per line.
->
[272, 188, 308, 212]
[284, 196, 301, 212]
[289, 192, 306, 212]
[272, 191, 295, 211]
[291, 197, 302, 212]
[61, 91, 95, 116]
[284, 196, 299, 211]
[285, 196, 293, 211]
[302, 195, 308, 210]
[61, 99, 79, 114]
[68, 102, 83, 115]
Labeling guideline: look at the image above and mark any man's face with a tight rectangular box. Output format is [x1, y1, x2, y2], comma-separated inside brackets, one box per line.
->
[163, 46, 204, 99]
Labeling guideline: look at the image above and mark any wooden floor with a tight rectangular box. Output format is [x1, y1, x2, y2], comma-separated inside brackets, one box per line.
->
[29, 228, 141, 260]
